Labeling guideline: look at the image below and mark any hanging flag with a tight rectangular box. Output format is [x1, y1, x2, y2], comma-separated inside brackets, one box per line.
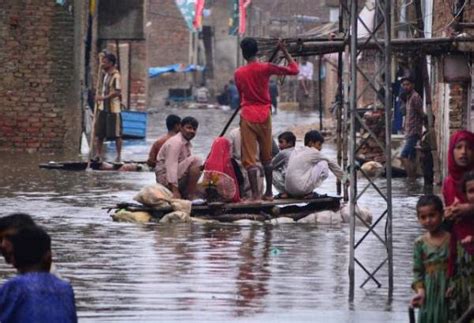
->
[175, 0, 197, 32]
[89, 0, 96, 15]
[228, 0, 239, 35]
[193, 0, 205, 31]
[238, 0, 251, 35]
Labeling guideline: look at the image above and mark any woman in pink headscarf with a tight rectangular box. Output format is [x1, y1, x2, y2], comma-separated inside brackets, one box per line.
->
[443, 132, 474, 321]
[443, 130, 474, 209]
[203, 137, 240, 203]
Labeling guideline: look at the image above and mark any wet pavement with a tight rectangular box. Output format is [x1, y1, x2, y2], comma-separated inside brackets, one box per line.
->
[0, 108, 427, 322]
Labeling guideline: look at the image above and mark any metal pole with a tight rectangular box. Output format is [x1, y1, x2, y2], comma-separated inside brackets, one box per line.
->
[336, 51, 343, 195]
[336, 0, 344, 196]
[318, 55, 323, 130]
[348, 0, 358, 302]
[342, 46, 349, 202]
[384, 0, 394, 299]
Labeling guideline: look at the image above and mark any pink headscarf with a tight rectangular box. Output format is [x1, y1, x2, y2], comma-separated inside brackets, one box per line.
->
[444, 130, 474, 276]
[204, 137, 240, 202]
[442, 130, 474, 206]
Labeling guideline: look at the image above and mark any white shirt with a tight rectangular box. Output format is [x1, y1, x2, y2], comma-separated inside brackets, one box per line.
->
[285, 146, 344, 195]
[298, 62, 314, 80]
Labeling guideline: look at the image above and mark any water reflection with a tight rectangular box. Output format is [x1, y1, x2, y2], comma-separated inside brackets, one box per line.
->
[235, 225, 271, 316]
[0, 108, 425, 321]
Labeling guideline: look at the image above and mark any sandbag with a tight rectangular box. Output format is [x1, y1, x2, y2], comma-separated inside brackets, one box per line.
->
[190, 217, 219, 224]
[232, 219, 263, 225]
[268, 217, 294, 225]
[134, 184, 172, 207]
[297, 210, 342, 225]
[159, 211, 190, 223]
[112, 210, 152, 223]
[170, 199, 192, 214]
[340, 204, 373, 225]
[360, 161, 384, 178]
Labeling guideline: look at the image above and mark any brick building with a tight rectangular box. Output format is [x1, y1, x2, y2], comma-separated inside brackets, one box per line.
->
[0, 0, 83, 154]
[0, 0, 147, 154]
[396, 0, 474, 178]
[430, 0, 474, 178]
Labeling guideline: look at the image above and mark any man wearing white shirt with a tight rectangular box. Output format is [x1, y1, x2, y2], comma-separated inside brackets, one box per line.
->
[298, 57, 314, 97]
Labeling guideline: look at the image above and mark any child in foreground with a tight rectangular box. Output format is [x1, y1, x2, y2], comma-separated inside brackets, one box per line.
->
[411, 195, 450, 323]
[0, 226, 77, 322]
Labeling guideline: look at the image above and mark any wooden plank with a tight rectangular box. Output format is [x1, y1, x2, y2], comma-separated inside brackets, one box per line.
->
[39, 160, 148, 171]
[39, 161, 88, 171]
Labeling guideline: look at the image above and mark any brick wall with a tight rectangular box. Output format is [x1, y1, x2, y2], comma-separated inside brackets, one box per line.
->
[0, 0, 81, 153]
[430, 0, 474, 133]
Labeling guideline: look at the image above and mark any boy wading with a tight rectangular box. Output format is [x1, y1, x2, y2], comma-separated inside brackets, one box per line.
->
[235, 37, 299, 201]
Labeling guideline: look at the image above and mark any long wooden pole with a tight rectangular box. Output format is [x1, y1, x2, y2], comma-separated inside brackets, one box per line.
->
[88, 52, 105, 163]
[256, 37, 474, 57]
[318, 55, 323, 130]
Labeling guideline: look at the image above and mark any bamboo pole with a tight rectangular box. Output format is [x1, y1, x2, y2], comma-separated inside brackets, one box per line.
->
[88, 52, 105, 164]
[414, 0, 438, 189]
[256, 37, 474, 57]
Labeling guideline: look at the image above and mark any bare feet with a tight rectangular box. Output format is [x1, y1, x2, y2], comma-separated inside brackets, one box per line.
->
[275, 193, 289, 199]
[262, 194, 274, 202]
[240, 197, 262, 205]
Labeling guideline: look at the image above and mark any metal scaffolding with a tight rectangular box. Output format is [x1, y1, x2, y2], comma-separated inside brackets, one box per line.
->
[255, 0, 471, 305]
[344, 0, 393, 300]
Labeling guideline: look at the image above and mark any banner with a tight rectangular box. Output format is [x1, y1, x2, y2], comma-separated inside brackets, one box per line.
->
[193, 0, 205, 30]
[228, 0, 239, 35]
[238, 0, 251, 35]
[175, 0, 197, 32]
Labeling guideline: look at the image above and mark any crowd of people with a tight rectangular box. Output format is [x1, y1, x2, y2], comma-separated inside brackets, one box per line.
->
[144, 38, 346, 203]
[35, 36, 474, 321]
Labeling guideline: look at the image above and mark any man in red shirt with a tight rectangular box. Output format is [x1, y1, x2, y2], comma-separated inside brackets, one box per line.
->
[235, 38, 299, 201]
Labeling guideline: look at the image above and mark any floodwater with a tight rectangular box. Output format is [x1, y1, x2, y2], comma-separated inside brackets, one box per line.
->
[0, 108, 426, 322]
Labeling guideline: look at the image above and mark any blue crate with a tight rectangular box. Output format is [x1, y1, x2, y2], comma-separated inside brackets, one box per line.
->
[121, 111, 147, 139]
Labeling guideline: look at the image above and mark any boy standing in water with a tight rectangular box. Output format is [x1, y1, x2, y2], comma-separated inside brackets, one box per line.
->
[235, 38, 299, 201]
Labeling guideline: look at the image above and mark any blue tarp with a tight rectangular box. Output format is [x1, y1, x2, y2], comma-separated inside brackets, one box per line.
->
[148, 64, 205, 78]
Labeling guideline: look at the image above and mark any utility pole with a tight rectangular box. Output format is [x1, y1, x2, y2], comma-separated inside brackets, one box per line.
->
[347, 0, 393, 301]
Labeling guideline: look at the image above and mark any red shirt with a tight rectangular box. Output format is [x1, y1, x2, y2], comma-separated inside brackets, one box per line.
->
[235, 61, 299, 123]
[147, 133, 173, 168]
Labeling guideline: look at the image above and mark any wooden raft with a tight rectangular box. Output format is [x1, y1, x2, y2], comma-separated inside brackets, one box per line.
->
[39, 161, 148, 171]
[109, 196, 342, 223]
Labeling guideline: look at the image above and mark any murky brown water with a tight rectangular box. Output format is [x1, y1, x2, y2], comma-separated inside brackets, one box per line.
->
[0, 108, 425, 322]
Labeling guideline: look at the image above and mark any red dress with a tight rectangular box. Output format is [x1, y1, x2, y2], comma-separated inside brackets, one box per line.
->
[204, 137, 240, 202]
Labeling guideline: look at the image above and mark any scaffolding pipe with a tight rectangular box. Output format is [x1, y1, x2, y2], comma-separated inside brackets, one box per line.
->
[384, 0, 394, 299]
[336, 0, 346, 196]
[348, 0, 357, 302]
